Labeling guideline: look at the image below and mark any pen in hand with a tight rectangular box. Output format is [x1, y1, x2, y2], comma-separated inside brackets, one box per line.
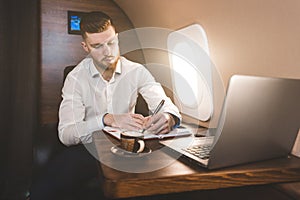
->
[152, 99, 165, 116]
[141, 99, 165, 133]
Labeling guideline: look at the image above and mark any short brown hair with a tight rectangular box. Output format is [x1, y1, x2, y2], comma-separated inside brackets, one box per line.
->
[80, 11, 115, 39]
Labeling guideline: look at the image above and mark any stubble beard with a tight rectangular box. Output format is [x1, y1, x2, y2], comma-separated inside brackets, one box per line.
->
[95, 55, 120, 73]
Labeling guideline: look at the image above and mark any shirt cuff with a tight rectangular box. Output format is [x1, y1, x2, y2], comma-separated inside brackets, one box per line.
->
[167, 113, 181, 129]
[86, 114, 106, 133]
[102, 113, 109, 127]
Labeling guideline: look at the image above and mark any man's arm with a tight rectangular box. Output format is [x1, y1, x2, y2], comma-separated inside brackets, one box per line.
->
[58, 75, 105, 146]
[138, 67, 182, 134]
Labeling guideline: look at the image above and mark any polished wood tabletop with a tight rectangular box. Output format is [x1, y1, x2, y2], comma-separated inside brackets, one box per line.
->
[92, 129, 300, 199]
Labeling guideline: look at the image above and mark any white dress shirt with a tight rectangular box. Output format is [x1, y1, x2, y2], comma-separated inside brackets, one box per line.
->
[58, 56, 181, 146]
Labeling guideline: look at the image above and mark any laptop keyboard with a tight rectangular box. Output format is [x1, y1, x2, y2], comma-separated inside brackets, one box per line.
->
[183, 144, 211, 160]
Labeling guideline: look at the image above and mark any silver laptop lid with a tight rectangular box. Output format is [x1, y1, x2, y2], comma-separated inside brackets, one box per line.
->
[208, 75, 300, 169]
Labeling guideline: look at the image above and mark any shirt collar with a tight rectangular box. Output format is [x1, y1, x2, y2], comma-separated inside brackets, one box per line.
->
[115, 59, 121, 74]
[90, 60, 99, 77]
[89, 58, 122, 78]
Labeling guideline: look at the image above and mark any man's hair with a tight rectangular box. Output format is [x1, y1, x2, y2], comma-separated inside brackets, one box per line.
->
[80, 11, 115, 39]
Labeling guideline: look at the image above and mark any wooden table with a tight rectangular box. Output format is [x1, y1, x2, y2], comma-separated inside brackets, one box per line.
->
[92, 130, 300, 199]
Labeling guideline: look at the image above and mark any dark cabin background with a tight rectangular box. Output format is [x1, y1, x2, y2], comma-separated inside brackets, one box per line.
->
[0, 0, 39, 199]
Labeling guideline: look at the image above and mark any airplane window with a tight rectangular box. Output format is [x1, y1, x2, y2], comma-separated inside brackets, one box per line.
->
[167, 24, 213, 121]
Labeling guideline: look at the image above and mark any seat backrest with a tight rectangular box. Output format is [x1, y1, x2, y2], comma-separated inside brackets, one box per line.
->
[63, 65, 76, 82]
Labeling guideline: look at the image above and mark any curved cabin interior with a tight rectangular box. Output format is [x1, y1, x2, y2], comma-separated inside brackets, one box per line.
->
[1, 0, 300, 199]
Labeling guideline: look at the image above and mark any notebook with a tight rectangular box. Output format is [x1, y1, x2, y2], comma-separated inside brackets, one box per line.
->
[103, 126, 192, 140]
[160, 74, 300, 169]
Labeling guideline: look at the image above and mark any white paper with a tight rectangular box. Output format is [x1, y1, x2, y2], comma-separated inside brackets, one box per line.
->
[292, 129, 300, 158]
[103, 126, 192, 140]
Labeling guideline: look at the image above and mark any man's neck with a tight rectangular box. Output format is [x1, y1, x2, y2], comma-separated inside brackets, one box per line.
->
[95, 61, 118, 82]
[102, 67, 115, 81]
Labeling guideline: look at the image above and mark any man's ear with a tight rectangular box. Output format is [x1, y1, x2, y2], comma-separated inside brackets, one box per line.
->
[81, 41, 89, 52]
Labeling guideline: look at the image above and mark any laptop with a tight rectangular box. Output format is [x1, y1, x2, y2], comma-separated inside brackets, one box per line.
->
[160, 74, 300, 169]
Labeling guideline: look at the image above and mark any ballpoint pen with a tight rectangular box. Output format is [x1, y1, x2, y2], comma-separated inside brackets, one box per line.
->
[152, 99, 165, 116]
[141, 99, 165, 133]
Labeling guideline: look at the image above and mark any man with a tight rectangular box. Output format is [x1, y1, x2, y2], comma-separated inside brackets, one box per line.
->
[58, 11, 181, 146]
[30, 11, 181, 199]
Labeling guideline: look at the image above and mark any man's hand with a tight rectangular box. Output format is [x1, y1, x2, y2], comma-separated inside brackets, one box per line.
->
[103, 113, 145, 131]
[143, 113, 175, 134]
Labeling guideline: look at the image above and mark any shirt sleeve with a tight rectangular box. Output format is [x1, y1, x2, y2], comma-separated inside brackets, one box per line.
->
[137, 67, 182, 124]
[58, 74, 105, 146]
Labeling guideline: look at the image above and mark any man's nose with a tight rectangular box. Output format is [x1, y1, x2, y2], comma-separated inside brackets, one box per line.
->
[102, 43, 111, 55]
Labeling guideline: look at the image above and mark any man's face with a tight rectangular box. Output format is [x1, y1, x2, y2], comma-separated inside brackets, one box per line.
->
[81, 25, 119, 69]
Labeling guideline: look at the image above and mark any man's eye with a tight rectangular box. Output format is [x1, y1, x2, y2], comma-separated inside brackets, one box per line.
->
[92, 44, 103, 49]
[108, 41, 115, 46]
